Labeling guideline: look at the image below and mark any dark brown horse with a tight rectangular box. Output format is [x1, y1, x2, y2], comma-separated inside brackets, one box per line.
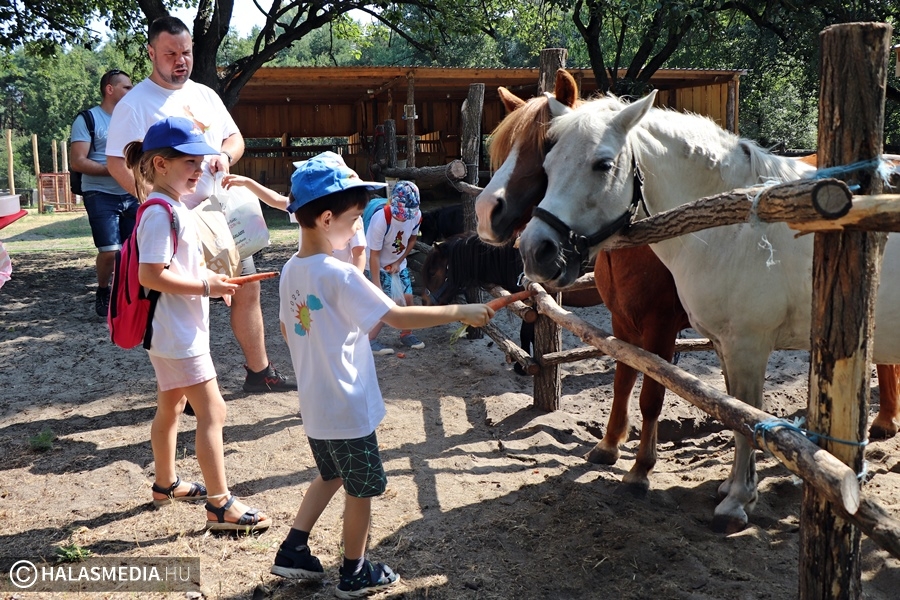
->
[420, 232, 601, 375]
[474, 70, 898, 495]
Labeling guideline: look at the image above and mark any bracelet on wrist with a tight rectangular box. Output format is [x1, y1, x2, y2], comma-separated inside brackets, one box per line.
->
[220, 150, 233, 165]
[201, 279, 210, 297]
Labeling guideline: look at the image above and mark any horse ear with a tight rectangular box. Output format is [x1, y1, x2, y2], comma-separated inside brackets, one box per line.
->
[498, 86, 526, 113]
[610, 90, 657, 135]
[547, 93, 573, 118]
[554, 69, 578, 108]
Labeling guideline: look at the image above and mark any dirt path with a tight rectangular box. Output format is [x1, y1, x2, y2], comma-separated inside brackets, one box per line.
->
[0, 244, 898, 599]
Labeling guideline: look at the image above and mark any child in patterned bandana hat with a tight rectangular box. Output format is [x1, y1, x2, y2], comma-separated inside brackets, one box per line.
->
[365, 180, 425, 354]
[272, 153, 493, 596]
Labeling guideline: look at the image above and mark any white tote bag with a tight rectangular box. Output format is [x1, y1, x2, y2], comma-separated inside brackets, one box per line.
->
[209, 172, 270, 259]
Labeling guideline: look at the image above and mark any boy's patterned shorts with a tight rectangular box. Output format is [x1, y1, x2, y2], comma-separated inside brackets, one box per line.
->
[378, 267, 413, 296]
[308, 431, 387, 498]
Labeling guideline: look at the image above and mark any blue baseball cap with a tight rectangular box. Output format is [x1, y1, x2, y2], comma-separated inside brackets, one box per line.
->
[142, 117, 220, 156]
[288, 151, 385, 213]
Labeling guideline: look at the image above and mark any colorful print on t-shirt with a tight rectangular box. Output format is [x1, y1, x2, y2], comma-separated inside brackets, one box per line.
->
[391, 230, 406, 255]
[291, 292, 323, 336]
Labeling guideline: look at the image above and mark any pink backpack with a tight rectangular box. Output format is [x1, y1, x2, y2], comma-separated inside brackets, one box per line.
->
[107, 198, 178, 349]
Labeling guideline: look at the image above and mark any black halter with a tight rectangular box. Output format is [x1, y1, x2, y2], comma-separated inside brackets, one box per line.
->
[532, 153, 648, 265]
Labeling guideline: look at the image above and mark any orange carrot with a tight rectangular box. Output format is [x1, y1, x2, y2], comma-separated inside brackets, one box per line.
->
[225, 272, 279, 285]
[485, 289, 537, 311]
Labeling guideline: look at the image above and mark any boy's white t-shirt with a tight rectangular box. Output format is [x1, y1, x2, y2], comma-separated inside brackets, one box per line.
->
[365, 209, 420, 272]
[106, 78, 239, 208]
[279, 253, 393, 440]
[137, 193, 210, 359]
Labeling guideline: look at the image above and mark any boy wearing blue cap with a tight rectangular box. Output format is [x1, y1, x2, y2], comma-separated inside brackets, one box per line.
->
[272, 152, 493, 596]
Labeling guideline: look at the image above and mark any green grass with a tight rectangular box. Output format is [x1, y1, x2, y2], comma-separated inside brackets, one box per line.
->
[28, 427, 56, 452]
[1, 207, 298, 254]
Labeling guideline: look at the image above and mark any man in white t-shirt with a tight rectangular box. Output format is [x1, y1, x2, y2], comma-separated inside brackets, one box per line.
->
[106, 15, 294, 394]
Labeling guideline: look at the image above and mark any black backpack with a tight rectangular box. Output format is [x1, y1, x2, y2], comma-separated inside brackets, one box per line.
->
[70, 109, 96, 196]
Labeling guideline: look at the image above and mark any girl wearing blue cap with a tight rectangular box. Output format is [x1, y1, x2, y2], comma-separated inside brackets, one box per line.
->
[123, 116, 270, 533]
[273, 152, 493, 596]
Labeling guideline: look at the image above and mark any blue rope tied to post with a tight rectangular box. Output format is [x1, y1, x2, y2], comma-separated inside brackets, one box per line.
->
[809, 157, 895, 192]
[754, 417, 870, 481]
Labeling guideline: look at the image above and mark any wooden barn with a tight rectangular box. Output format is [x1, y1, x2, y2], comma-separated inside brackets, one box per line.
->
[229, 66, 745, 194]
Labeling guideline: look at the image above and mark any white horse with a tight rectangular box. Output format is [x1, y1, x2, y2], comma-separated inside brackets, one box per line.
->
[518, 91, 900, 533]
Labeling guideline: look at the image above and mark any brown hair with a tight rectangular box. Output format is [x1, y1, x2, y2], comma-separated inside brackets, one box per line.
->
[123, 141, 186, 203]
[294, 187, 370, 229]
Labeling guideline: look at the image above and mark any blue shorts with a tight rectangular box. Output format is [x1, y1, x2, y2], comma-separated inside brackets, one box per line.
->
[308, 431, 387, 498]
[364, 267, 412, 297]
[82, 191, 139, 252]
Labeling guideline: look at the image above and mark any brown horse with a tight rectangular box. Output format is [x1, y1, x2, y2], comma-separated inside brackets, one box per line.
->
[420, 232, 601, 376]
[475, 70, 898, 495]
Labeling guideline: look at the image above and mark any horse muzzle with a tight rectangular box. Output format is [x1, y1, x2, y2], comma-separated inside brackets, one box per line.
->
[518, 220, 581, 287]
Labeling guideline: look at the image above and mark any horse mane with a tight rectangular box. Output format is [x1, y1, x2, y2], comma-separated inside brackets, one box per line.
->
[487, 95, 552, 171]
[557, 95, 813, 187]
[427, 233, 524, 295]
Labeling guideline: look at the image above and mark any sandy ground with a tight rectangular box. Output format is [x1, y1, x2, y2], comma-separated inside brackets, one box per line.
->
[0, 242, 899, 599]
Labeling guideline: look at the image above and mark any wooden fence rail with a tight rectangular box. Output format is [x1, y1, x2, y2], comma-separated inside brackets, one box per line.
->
[528, 281, 900, 559]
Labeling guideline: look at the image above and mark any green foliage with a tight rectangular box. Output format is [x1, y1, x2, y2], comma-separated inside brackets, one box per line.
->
[0, 42, 139, 187]
[28, 427, 56, 452]
[55, 542, 92, 563]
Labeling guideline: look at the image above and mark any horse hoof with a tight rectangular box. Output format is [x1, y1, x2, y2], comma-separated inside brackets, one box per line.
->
[584, 445, 619, 465]
[711, 513, 748, 535]
[869, 419, 899, 440]
[619, 474, 650, 498]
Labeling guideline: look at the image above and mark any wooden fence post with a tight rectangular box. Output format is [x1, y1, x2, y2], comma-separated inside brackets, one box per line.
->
[405, 73, 416, 168]
[384, 120, 398, 169]
[460, 83, 485, 337]
[5, 129, 14, 195]
[533, 49, 566, 411]
[800, 22, 892, 600]
[539, 49, 567, 94]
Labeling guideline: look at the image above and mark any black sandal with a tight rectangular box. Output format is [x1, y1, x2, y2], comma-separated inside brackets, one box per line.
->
[151, 476, 207, 507]
[205, 495, 270, 532]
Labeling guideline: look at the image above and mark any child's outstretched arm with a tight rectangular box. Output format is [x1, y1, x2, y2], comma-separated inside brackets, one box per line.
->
[381, 303, 493, 331]
[139, 263, 240, 301]
[221, 174, 290, 212]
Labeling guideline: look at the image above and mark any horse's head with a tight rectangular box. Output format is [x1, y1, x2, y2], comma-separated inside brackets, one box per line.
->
[519, 91, 657, 287]
[475, 69, 579, 245]
[420, 237, 459, 305]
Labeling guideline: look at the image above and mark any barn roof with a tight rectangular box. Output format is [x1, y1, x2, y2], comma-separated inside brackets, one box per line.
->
[235, 66, 746, 106]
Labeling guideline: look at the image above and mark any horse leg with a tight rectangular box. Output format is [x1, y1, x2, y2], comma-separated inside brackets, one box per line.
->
[620, 324, 680, 495]
[712, 343, 769, 534]
[585, 315, 639, 467]
[871, 364, 900, 439]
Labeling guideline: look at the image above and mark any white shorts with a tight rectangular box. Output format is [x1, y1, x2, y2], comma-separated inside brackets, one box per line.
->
[148, 353, 217, 391]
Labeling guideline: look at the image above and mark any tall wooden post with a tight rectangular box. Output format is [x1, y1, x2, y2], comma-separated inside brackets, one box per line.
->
[800, 22, 892, 600]
[384, 119, 398, 168]
[460, 83, 485, 338]
[5, 130, 14, 195]
[405, 73, 416, 168]
[51, 139, 58, 173]
[532, 49, 567, 412]
[539, 49, 567, 94]
[31, 134, 39, 180]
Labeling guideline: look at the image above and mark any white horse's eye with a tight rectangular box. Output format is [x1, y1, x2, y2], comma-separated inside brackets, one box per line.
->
[592, 158, 615, 172]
